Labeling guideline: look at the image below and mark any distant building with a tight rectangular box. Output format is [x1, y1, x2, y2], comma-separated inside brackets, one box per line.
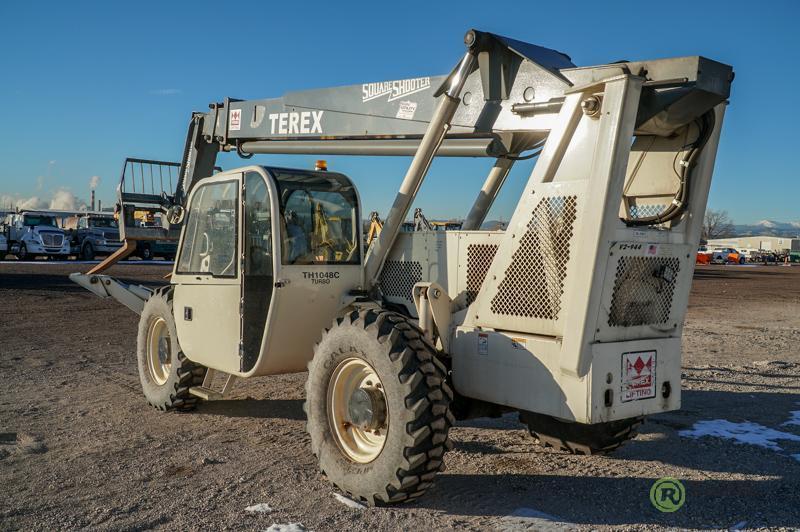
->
[707, 236, 800, 252]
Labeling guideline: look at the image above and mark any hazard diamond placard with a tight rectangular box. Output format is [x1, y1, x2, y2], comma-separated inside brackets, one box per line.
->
[621, 351, 656, 402]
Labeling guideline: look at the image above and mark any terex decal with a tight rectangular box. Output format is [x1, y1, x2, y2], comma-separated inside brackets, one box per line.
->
[302, 271, 340, 285]
[362, 77, 431, 103]
[268, 110, 324, 135]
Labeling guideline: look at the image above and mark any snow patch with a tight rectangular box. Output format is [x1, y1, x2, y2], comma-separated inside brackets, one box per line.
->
[333, 492, 366, 509]
[679, 419, 800, 451]
[500, 507, 576, 531]
[782, 410, 800, 427]
[245, 503, 273, 513]
[263, 524, 307, 532]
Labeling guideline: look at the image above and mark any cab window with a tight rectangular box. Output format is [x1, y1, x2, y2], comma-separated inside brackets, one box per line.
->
[244, 172, 273, 276]
[177, 180, 238, 277]
[23, 215, 57, 227]
[274, 171, 359, 265]
[89, 217, 118, 228]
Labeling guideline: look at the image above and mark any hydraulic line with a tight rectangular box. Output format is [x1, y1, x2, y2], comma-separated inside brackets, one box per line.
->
[623, 110, 716, 227]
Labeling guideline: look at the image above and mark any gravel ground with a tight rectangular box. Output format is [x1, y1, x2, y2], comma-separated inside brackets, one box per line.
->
[1, 262, 799, 531]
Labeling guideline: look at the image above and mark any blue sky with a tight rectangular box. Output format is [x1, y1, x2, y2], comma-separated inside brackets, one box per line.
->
[0, 0, 797, 224]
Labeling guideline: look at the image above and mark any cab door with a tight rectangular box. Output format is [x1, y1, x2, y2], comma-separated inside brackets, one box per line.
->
[173, 173, 242, 373]
[252, 168, 363, 376]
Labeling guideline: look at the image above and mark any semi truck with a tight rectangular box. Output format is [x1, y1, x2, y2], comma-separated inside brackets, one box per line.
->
[3, 210, 71, 260]
[64, 212, 123, 260]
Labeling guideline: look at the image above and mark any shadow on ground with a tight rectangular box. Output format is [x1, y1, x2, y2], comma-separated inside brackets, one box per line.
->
[195, 398, 305, 420]
[418, 473, 798, 529]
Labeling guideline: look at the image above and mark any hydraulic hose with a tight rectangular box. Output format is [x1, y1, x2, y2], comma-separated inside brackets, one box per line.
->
[623, 110, 716, 227]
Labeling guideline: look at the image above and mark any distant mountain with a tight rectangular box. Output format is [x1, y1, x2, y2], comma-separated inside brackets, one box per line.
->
[733, 220, 800, 237]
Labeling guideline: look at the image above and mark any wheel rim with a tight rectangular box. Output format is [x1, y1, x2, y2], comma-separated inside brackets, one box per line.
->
[146, 317, 172, 385]
[327, 357, 388, 463]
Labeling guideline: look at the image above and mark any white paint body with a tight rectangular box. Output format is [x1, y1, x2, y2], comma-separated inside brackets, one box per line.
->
[167, 74, 727, 426]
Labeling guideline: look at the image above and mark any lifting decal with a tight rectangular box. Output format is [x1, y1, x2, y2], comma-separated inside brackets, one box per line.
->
[362, 77, 431, 103]
[229, 108, 242, 131]
[621, 351, 656, 402]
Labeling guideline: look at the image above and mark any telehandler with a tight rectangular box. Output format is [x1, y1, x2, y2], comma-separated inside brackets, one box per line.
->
[72, 30, 733, 504]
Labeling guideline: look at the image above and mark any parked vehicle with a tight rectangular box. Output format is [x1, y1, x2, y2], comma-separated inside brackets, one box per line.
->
[65, 212, 122, 260]
[136, 239, 177, 260]
[0, 233, 7, 259]
[711, 247, 744, 264]
[3, 211, 71, 260]
[695, 245, 711, 264]
[136, 222, 177, 260]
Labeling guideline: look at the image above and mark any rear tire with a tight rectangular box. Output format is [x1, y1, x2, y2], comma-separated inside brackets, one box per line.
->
[136, 287, 206, 411]
[519, 411, 643, 455]
[305, 308, 454, 505]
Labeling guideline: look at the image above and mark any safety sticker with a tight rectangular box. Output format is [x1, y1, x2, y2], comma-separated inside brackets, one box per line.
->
[621, 351, 656, 402]
[478, 333, 489, 355]
[396, 100, 418, 120]
[511, 337, 527, 350]
[229, 108, 242, 131]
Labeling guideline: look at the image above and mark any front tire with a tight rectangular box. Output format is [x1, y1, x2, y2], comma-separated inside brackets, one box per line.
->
[140, 243, 153, 260]
[305, 309, 454, 505]
[18, 243, 30, 260]
[81, 242, 95, 261]
[136, 288, 206, 411]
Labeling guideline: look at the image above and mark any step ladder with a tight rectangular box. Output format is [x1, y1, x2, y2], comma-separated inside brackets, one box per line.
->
[189, 369, 236, 401]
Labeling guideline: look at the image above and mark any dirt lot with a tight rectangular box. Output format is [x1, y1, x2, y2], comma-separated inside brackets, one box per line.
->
[1, 262, 799, 531]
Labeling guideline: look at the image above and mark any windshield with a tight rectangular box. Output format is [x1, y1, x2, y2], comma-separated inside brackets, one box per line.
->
[89, 217, 118, 228]
[273, 170, 360, 265]
[23, 215, 57, 227]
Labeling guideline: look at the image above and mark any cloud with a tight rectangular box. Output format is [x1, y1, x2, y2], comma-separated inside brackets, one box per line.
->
[49, 189, 87, 211]
[149, 88, 182, 96]
[18, 196, 48, 210]
[89, 175, 101, 189]
[0, 195, 17, 209]
[8, 189, 88, 212]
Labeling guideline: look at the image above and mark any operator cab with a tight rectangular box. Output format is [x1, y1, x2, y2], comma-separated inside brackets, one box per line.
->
[172, 165, 363, 377]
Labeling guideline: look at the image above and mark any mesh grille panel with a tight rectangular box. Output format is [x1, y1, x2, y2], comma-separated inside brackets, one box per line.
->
[490, 196, 577, 320]
[380, 260, 422, 302]
[629, 204, 669, 219]
[466, 244, 498, 305]
[608, 256, 680, 327]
